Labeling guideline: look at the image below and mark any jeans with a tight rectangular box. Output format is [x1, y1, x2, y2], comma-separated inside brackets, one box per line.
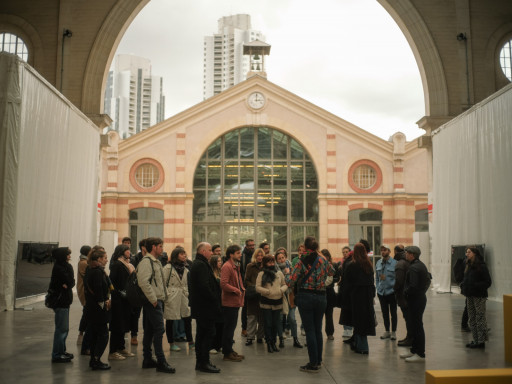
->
[52, 308, 69, 358]
[378, 293, 398, 332]
[407, 294, 427, 357]
[354, 333, 369, 352]
[288, 307, 298, 338]
[142, 301, 166, 363]
[166, 317, 193, 343]
[195, 318, 216, 365]
[297, 292, 327, 366]
[261, 308, 281, 343]
[222, 306, 240, 355]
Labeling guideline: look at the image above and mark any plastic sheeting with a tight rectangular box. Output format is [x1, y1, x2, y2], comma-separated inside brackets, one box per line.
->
[0, 53, 100, 310]
[431, 83, 512, 300]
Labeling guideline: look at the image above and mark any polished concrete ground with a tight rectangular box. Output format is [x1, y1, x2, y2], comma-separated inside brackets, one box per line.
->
[1, 291, 509, 384]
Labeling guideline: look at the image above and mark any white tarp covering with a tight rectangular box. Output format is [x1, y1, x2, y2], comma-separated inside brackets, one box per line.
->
[431, 83, 512, 300]
[0, 53, 100, 310]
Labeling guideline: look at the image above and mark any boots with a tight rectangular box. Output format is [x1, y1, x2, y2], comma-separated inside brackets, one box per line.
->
[267, 343, 273, 353]
[293, 337, 303, 348]
[279, 337, 285, 349]
[271, 342, 280, 352]
[90, 357, 111, 371]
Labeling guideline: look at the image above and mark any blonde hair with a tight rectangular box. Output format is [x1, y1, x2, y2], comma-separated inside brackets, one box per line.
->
[251, 248, 265, 263]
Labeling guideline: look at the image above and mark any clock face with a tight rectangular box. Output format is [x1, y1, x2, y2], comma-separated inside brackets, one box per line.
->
[248, 92, 265, 109]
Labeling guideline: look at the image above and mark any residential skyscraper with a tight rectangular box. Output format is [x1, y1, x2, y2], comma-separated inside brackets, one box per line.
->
[104, 54, 165, 138]
[203, 14, 265, 99]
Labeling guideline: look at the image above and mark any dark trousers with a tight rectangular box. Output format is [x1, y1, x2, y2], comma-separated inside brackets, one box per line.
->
[89, 322, 109, 360]
[212, 321, 223, 351]
[195, 318, 216, 365]
[399, 304, 412, 339]
[142, 301, 166, 363]
[324, 302, 335, 336]
[378, 293, 398, 332]
[79, 306, 91, 353]
[407, 294, 427, 357]
[297, 292, 327, 366]
[241, 298, 248, 330]
[109, 329, 126, 353]
[222, 306, 240, 355]
[131, 305, 142, 337]
[261, 308, 281, 343]
[461, 298, 469, 328]
[79, 306, 87, 332]
[166, 316, 193, 343]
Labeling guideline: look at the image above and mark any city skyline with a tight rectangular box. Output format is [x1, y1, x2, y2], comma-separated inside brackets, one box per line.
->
[115, 0, 424, 141]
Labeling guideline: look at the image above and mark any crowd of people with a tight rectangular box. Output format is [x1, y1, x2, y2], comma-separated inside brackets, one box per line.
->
[48, 235, 491, 373]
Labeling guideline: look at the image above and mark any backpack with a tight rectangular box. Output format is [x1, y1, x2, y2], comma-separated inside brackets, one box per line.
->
[125, 256, 155, 308]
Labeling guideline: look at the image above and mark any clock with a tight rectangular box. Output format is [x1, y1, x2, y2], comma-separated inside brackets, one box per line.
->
[247, 92, 266, 109]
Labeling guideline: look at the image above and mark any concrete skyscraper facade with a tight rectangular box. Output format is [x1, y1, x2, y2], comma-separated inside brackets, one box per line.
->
[203, 14, 265, 99]
[104, 54, 165, 138]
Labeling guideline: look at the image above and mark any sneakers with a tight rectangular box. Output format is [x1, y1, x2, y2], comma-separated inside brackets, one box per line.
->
[223, 352, 243, 362]
[400, 351, 414, 359]
[170, 344, 181, 352]
[209, 349, 219, 354]
[380, 331, 391, 339]
[117, 349, 135, 357]
[108, 352, 126, 360]
[342, 329, 353, 338]
[131, 336, 138, 345]
[405, 354, 425, 362]
[77, 334, 83, 345]
[299, 363, 319, 373]
[390, 332, 396, 340]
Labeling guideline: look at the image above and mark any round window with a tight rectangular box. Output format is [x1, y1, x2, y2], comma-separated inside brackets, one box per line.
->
[129, 158, 164, 192]
[135, 163, 159, 188]
[353, 165, 376, 189]
[499, 39, 512, 81]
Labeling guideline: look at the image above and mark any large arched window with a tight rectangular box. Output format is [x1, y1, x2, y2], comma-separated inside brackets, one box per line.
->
[193, 127, 318, 255]
[0, 33, 28, 61]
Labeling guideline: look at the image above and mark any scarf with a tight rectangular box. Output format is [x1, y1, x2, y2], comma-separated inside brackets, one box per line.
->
[119, 256, 135, 274]
[261, 267, 277, 286]
[172, 261, 186, 279]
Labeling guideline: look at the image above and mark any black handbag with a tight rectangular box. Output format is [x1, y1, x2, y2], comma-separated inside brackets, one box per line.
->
[44, 288, 62, 309]
[125, 257, 154, 308]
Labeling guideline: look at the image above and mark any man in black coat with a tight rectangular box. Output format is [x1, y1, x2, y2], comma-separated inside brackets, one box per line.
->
[400, 246, 430, 363]
[189, 242, 222, 373]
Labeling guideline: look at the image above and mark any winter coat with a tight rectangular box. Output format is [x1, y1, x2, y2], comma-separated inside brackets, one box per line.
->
[344, 261, 376, 336]
[76, 255, 88, 306]
[189, 254, 223, 322]
[461, 262, 492, 298]
[163, 263, 191, 320]
[338, 256, 353, 326]
[49, 259, 75, 308]
[404, 258, 430, 301]
[220, 259, 245, 307]
[84, 266, 110, 324]
[256, 269, 287, 311]
[137, 254, 166, 304]
[244, 262, 262, 316]
[109, 260, 132, 332]
[394, 252, 409, 308]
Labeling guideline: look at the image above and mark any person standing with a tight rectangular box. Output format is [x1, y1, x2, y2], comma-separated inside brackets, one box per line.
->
[76, 245, 91, 355]
[209, 254, 224, 354]
[256, 255, 287, 353]
[320, 249, 338, 341]
[375, 245, 398, 340]
[339, 246, 353, 339]
[220, 244, 246, 362]
[344, 243, 376, 355]
[240, 239, 255, 338]
[108, 244, 136, 361]
[244, 247, 265, 346]
[400, 246, 430, 363]
[50, 247, 75, 363]
[84, 247, 111, 370]
[138, 237, 175, 373]
[461, 247, 492, 349]
[129, 238, 147, 346]
[190, 242, 222, 373]
[394, 244, 412, 346]
[287, 236, 334, 373]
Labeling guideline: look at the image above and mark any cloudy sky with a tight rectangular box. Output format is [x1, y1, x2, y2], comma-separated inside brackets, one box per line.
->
[116, 0, 425, 141]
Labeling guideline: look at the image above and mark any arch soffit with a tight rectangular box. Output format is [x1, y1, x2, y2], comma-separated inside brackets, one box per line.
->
[81, 0, 150, 114]
[378, 0, 449, 116]
[0, 14, 44, 68]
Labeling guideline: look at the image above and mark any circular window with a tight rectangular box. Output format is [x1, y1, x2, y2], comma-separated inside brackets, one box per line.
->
[129, 158, 164, 192]
[499, 39, 512, 81]
[348, 160, 382, 193]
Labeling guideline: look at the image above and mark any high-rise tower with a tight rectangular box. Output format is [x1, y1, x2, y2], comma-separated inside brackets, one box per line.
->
[104, 54, 165, 138]
[203, 14, 265, 99]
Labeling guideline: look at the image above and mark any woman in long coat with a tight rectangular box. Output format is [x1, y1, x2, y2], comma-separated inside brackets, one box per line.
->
[108, 244, 135, 360]
[344, 243, 376, 354]
[163, 246, 193, 351]
[244, 247, 265, 346]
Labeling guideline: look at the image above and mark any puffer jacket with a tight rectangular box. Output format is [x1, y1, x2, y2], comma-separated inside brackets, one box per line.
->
[461, 262, 491, 298]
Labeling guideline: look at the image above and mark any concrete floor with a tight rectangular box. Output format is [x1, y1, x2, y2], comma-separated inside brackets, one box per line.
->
[0, 291, 509, 384]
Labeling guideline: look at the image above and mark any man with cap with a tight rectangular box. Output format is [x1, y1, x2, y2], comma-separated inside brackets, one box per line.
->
[375, 244, 398, 340]
[399, 245, 431, 363]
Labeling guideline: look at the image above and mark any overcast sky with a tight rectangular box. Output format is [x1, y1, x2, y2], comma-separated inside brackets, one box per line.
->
[116, 0, 425, 141]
